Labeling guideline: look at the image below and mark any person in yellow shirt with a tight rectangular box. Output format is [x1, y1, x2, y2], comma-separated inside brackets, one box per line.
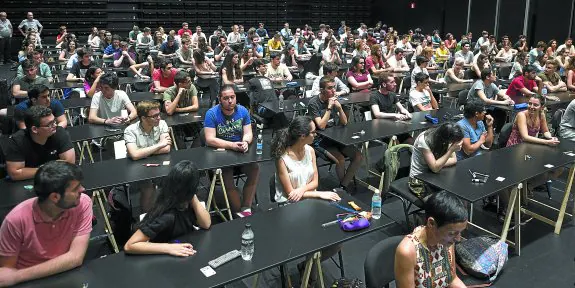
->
[435, 41, 450, 65]
[267, 32, 284, 55]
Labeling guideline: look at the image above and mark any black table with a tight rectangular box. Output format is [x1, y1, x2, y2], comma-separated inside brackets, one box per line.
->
[61, 97, 91, 109]
[129, 91, 163, 102]
[259, 98, 310, 114]
[416, 141, 575, 254]
[14, 196, 393, 288]
[47, 81, 83, 90]
[118, 77, 152, 86]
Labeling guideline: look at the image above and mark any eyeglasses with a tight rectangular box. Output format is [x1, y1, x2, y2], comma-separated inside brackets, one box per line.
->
[146, 113, 161, 119]
[39, 120, 57, 128]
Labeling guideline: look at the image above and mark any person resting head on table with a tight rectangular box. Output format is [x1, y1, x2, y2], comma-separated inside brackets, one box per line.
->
[14, 84, 67, 130]
[4, 106, 75, 181]
[204, 85, 259, 217]
[124, 160, 211, 257]
[88, 72, 137, 126]
[271, 116, 342, 204]
[395, 191, 468, 288]
[0, 161, 92, 287]
[456, 100, 494, 161]
[409, 72, 438, 112]
[409, 123, 464, 198]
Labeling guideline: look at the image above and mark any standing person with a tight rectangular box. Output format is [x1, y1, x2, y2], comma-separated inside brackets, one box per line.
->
[17, 12, 42, 37]
[124, 160, 211, 256]
[0, 12, 13, 65]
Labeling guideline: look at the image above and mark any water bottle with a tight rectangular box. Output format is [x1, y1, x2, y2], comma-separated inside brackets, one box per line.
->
[541, 86, 548, 98]
[371, 189, 382, 220]
[256, 132, 263, 155]
[241, 223, 254, 260]
[278, 95, 284, 111]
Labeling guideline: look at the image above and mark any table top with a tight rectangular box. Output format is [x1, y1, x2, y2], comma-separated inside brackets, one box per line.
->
[14, 195, 392, 288]
[416, 141, 575, 202]
[129, 92, 163, 102]
[318, 108, 461, 146]
[492, 91, 575, 112]
[258, 97, 310, 113]
[118, 77, 152, 86]
[47, 81, 84, 90]
[61, 97, 91, 109]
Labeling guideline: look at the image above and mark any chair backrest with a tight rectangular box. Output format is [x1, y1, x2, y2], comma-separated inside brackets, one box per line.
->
[269, 174, 276, 203]
[364, 235, 405, 288]
[464, 69, 475, 80]
[551, 108, 565, 137]
[498, 66, 512, 80]
[302, 53, 322, 76]
[457, 89, 469, 107]
[497, 122, 513, 148]
[382, 144, 414, 194]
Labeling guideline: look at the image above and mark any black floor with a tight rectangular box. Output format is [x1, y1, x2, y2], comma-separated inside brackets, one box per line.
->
[2, 64, 575, 288]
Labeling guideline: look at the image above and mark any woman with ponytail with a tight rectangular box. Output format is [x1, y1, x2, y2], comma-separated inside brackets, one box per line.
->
[271, 116, 341, 204]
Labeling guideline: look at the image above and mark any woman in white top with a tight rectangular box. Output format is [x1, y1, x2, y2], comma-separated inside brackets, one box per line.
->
[272, 116, 341, 204]
[494, 42, 514, 62]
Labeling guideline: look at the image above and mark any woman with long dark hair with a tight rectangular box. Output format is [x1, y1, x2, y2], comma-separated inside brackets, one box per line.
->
[84, 66, 103, 98]
[409, 123, 464, 198]
[346, 55, 373, 91]
[280, 44, 298, 70]
[221, 51, 243, 85]
[124, 160, 211, 256]
[193, 49, 219, 104]
[58, 40, 77, 61]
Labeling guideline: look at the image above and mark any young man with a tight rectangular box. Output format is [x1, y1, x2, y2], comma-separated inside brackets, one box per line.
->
[204, 85, 259, 217]
[370, 74, 411, 121]
[454, 41, 474, 67]
[475, 31, 489, 50]
[311, 62, 349, 97]
[396, 35, 414, 52]
[151, 59, 177, 93]
[256, 23, 268, 39]
[163, 70, 199, 115]
[467, 69, 514, 106]
[457, 100, 494, 160]
[266, 52, 292, 82]
[528, 41, 547, 65]
[191, 26, 206, 48]
[14, 84, 66, 129]
[12, 59, 49, 100]
[17, 51, 52, 82]
[309, 76, 362, 191]
[88, 73, 137, 126]
[0, 161, 92, 286]
[103, 35, 121, 59]
[0, 12, 13, 65]
[4, 106, 75, 181]
[176, 39, 194, 66]
[128, 25, 139, 45]
[177, 22, 191, 37]
[506, 64, 540, 103]
[557, 38, 575, 56]
[113, 41, 136, 68]
[124, 100, 171, 212]
[158, 35, 178, 59]
[214, 36, 230, 61]
[280, 22, 292, 41]
[538, 60, 567, 92]
[66, 48, 93, 82]
[386, 48, 410, 72]
[409, 72, 438, 111]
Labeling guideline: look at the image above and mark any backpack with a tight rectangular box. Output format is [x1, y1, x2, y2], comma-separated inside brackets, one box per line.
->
[455, 236, 508, 287]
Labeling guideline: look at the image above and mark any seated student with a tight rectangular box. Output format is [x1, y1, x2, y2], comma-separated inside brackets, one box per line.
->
[124, 160, 211, 256]
[507, 94, 559, 147]
[366, 44, 390, 76]
[444, 58, 472, 84]
[538, 59, 567, 92]
[193, 49, 220, 104]
[151, 59, 177, 93]
[58, 40, 76, 61]
[12, 59, 49, 101]
[4, 106, 75, 181]
[409, 72, 438, 112]
[322, 41, 343, 69]
[395, 191, 468, 288]
[103, 34, 121, 59]
[309, 77, 362, 191]
[559, 99, 575, 141]
[158, 35, 178, 59]
[129, 55, 154, 80]
[88, 73, 137, 126]
[214, 36, 231, 61]
[176, 39, 194, 67]
[532, 53, 548, 73]
[410, 56, 442, 92]
[471, 54, 491, 79]
[456, 100, 494, 160]
[163, 70, 199, 115]
[528, 41, 547, 65]
[240, 47, 257, 71]
[84, 67, 103, 98]
[311, 62, 349, 97]
[346, 56, 373, 92]
[370, 74, 412, 121]
[266, 51, 293, 82]
[387, 48, 410, 72]
[408, 123, 463, 198]
[495, 42, 515, 63]
[14, 84, 66, 129]
[16, 51, 53, 83]
[221, 51, 244, 85]
[204, 85, 260, 217]
[113, 41, 136, 68]
[66, 47, 94, 86]
[506, 64, 541, 103]
[280, 44, 299, 71]
[17, 40, 35, 63]
[454, 41, 474, 67]
[467, 69, 514, 106]
[267, 33, 284, 55]
[0, 161, 92, 286]
[124, 101, 171, 212]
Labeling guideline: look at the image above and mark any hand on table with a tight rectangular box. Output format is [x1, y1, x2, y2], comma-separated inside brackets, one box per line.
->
[546, 137, 560, 146]
[165, 243, 196, 257]
[159, 134, 172, 147]
[318, 191, 341, 202]
[288, 187, 306, 202]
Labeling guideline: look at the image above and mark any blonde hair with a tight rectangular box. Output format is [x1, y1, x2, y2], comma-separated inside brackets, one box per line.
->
[136, 100, 160, 118]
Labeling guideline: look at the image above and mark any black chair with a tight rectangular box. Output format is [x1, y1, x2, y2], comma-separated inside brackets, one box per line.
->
[302, 53, 322, 77]
[551, 108, 565, 137]
[497, 123, 513, 149]
[498, 65, 512, 80]
[457, 89, 469, 108]
[364, 235, 404, 288]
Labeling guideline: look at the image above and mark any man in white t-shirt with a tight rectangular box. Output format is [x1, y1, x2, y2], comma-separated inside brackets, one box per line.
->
[396, 35, 414, 52]
[191, 26, 206, 48]
[88, 73, 137, 125]
[265, 52, 292, 82]
[387, 48, 410, 72]
[557, 38, 575, 56]
[409, 72, 438, 111]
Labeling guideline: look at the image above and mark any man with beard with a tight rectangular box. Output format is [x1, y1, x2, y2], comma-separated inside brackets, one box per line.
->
[204, 85, 259, 217]
[4, 106, 75, 181]
[0, 161, 92, 286]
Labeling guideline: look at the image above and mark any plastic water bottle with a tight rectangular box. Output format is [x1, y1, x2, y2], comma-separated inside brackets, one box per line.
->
[371, 189, 382, 220]
[278, 95, 284, 111]
[241, 223, 254, 260]
[256, 132, 263, 155]
[541, 86, 548, 98]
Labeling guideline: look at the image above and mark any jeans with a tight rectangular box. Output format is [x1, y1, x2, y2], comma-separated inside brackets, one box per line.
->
[0, 37, 11, 62]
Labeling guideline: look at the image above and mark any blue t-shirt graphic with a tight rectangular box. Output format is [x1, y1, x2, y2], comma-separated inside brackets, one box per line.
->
[204, 104, 251, 142]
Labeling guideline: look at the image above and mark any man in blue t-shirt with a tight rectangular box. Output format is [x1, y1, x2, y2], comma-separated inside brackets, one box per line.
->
[456, 100, 494, 160]
[204, 85, 259, 218]
[14, 84, 67, 129]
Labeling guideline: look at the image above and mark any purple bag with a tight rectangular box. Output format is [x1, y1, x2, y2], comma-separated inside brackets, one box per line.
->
[339, 216, 370, 231]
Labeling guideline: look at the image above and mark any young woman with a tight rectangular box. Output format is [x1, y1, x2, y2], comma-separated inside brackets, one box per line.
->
[495, 43, 514, 62]
[547, 39, 558, 58]
[153, 31, 164, 50]
[431, 30, 442, 46]
[533, 53, 548, 73]
[366, 44, 389, 75]
[352, 41, 368, 59]
[395, 191, 468, 288]
[197, 37, 213, 54]
[58, 40, 77, 61]
[556, 47, 570, 77]
[567, 57, 575, 91]
[506, 94, 558, 147]
[346, 56, 373, 92]
[444, 33, 457, 50]
[280, 44, 298, 70]
[89, 29, 104, 49]
[220, 51, 243, 85]
[84, 67, 103, 98]
[18, 41, 35, 63]
[408, 123, 464, 198]
[382, 38, 395, 60]
[472, 54, 491, 78]
[193, 49, 219, 104]
[240, 47, 257, 71]
[444, 58, 470, 84]
[56, 26, 67, 45]
[510, 52, 528, 80]
[124, 160, 211, 256]
[421, 47, 438, 70]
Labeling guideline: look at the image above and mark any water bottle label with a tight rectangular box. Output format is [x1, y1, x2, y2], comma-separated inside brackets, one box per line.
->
[257, 143, 263, 150]
[372, 201, 382, 208]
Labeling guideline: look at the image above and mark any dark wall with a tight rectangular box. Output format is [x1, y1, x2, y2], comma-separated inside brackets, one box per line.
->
[444, 0, 469, 38]
[498, 0, 526, 40]
[469, 0, 497, 35]
[529, 0, 572, 45]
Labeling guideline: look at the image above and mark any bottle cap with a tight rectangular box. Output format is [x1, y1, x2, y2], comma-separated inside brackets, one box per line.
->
[245, 223, 251, 228]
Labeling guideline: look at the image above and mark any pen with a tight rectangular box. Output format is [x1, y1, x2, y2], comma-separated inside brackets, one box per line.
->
[321, 220, 339, 228]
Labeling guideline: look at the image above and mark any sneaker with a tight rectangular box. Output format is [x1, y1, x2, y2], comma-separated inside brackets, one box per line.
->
[236, 210, 252, 218]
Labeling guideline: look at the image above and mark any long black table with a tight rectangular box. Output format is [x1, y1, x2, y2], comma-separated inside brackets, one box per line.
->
[14, 195, 393, 288]
[416, 141, 575, 254]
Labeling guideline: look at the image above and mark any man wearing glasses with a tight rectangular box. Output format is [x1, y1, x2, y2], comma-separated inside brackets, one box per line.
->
[124, 100, 171, 212]
[4, 106, 75, 181]
[12, 59, 49, 101]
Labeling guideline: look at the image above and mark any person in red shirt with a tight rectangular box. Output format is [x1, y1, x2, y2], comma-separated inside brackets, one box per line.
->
[151, 59, 177, 93]
[177, 22, 191, 37]
[0, 161, 92, 286]
[506, 64, 541, 103]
